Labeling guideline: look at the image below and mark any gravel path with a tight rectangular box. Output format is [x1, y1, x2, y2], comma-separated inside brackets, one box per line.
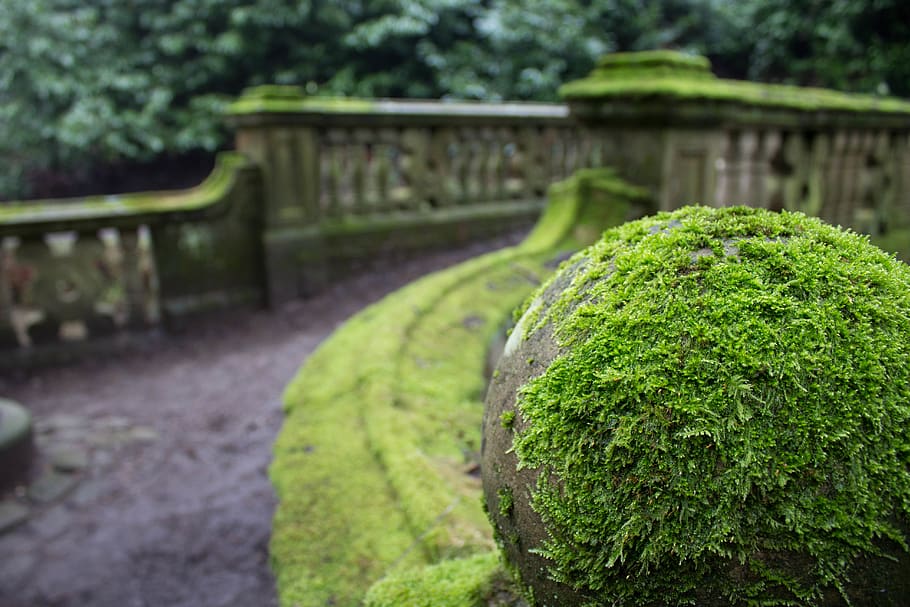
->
[0, 234, 522, 607]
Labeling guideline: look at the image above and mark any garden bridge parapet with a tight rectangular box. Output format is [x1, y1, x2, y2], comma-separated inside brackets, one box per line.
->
[1, 50, 909, 364]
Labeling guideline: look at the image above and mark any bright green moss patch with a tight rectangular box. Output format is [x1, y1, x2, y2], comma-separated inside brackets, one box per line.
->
[496, 488, 513, 518]
[272, 249, 552, 606]
[510, 206, 910, 605]
[270, 169, 651, 606]
[596, 49, 711, 72]
[364, 551, 502, 607]
[592, 50, 714, 82]
[527, 167, 652, 254]
[499, 410, 515, 429]
[227, 86, 376, 114]
[561, 50, 910, 115]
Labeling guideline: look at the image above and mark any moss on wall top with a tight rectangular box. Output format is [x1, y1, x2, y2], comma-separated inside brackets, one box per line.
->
[505, 205, 910, 605]
[0, 152, 249, 232]
[227, 85, 377, 115]
[561, 50, 910, 116]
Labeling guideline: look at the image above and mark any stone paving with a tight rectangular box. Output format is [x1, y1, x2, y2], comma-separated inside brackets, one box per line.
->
[0, 234, 521, 607]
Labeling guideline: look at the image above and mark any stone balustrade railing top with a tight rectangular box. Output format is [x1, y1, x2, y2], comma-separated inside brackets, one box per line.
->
[1, 50, 909, 363]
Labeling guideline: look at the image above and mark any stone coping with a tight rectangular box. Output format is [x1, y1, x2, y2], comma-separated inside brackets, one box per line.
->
[0, 152, 251, 235]
[561, 50, 910, 129]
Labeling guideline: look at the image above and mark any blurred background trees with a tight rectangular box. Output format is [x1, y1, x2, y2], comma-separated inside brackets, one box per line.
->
[0, 0, 904, 200]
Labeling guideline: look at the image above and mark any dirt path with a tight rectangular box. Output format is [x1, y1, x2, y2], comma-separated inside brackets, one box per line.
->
[0, 235, 521, 607]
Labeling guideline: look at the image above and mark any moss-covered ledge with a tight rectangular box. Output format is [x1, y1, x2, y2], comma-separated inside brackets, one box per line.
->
[226, 84, 569, 128]
[561, 50, 910, 129]
[0, 152, 257, 237]
[268, 169, 651, 607]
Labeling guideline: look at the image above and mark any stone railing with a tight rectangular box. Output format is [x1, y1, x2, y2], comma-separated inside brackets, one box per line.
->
[0, 153, 263, 362]
[226, 88, 598, 303]
[561, 51, 910, 236]
[2, 50, 910, 363]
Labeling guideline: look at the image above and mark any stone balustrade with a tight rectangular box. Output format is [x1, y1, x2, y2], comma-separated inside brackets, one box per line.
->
[1, 50, 909, 363]
[226, 88, 596, 302]
[562, 50, 910, 235]
[0, 153, 262, 362]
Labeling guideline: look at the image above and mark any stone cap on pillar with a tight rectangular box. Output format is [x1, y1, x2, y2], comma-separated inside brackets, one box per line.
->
[561, 50, 910, 129]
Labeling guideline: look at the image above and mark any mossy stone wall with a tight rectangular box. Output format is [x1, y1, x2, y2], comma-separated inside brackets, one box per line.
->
[562, 51, 910, 242]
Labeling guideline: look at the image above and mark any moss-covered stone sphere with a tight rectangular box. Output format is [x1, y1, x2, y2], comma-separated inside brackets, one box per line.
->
[482, 206, 910, 606]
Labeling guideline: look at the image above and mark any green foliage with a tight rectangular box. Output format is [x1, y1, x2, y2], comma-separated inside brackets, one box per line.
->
[515, 206, 910, 604]
[0, 0, 364, 198]
[3, 1, 908, 199]
[709, 0, 910, 97]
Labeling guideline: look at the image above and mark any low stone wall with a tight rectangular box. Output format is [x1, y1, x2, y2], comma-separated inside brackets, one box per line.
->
[0, 153, 263, 365]
[267, 170, 651, 607]
[226, 88, 598, 303]
[2, 50, 909, 365]
[563, 50, 910, 236]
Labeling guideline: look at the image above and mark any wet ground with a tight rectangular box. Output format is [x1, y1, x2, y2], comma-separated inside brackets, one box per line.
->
[0, 235, 521, 607]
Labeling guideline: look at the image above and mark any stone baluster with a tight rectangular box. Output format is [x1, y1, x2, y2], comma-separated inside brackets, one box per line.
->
[852, 132, 882, 234]
[866, 132, 893, 234]
[521, 127, 546, 198]
[428, 127, 453, 207]
[714, 133, 736, 206]
[0, 238, 20, 348]
[777, 133, 807, 213]
[735, 132, 760, 206]
[757, 131, 783, 209]
[475, 128, 493, 202]
[839, 132, 863, 228]
[399, 128, 428, 209]
[494, 128, 511, 200]
[804, 133, 829, 220]
[453, 132, 470, 204]
[505, 128, 526, 198]
[321, 129, 343, 216]
[889, 133, 910, 229]
[820, 132, 848, 226]
[351, 130, 371, 213]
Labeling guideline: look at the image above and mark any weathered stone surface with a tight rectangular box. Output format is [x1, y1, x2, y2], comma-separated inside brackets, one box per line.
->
[28, 471, 79, 504]
[0, 398, 34, 493]
[49, 446, 89, 473]
[127, 426, 159, 442]
[0, 500, 29, 534]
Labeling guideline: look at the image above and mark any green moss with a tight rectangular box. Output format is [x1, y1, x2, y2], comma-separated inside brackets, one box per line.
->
[497, 488, 514, 518]
[238, 84, 306, 100]
[364, 552, 502, 607]
[227, 88, 376, 114]
[525, 167, 652, 256]
[592, 50, 714, 82]
[0, 152, 247, 224]
[595, 50, 711, 72]
[561, 51, 910, 115]
[271, 229, 549, 607]
[499, 411, 515, 430]
[513, 206, 910, 605]
[269, 168, 652, 606]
